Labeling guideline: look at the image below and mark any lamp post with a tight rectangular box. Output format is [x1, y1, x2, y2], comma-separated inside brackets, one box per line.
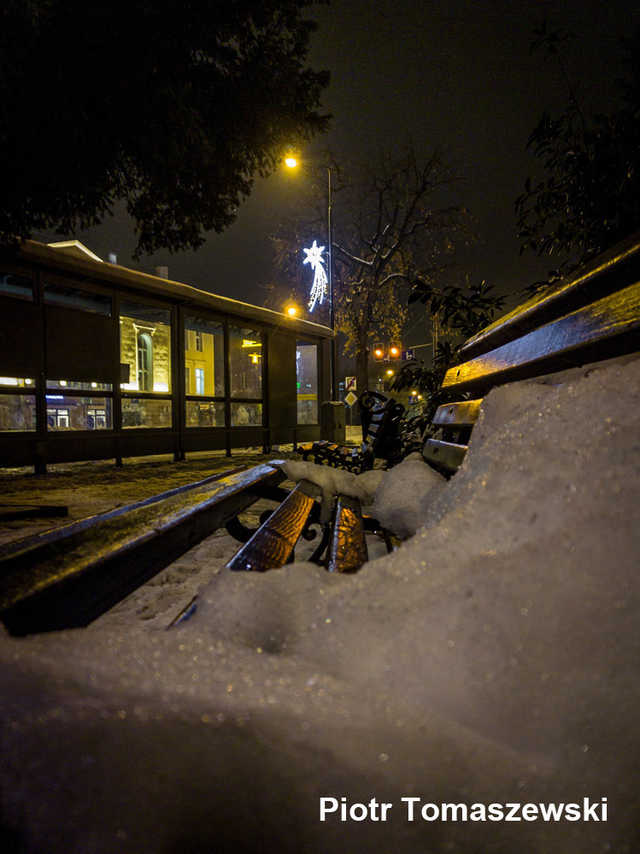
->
[285, 154, 337, 401]
[326, 164, 336, 401]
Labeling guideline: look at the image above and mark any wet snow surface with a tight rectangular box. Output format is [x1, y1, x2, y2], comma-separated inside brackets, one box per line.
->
[1, 358, 640, 853]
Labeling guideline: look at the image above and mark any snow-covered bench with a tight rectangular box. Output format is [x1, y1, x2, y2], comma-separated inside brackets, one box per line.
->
[4, 236, 639, 635]
[424, 232, 640, 475]
[220, 233, 640, 584]
[298, 391, 406, 472]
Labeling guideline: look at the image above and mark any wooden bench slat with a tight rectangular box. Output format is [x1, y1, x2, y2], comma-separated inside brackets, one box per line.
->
[327, 495, 368, 573]
[423, 439, 468, 473]
[432, 399, 483, 428]
[459, 232, 640, 360]
[226, 479, 321, 572]
[0, 463, 285, 633]
[442, 280, 640, 393]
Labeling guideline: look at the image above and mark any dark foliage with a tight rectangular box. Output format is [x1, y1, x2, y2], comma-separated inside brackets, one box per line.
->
[409, 278, 505, 340]
[0, 0, 329, 256]
[516, 23, 640, 288]
[393, 279, 505, 422]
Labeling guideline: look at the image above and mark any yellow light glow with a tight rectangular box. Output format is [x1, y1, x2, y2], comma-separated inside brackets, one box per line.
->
[374, 348, 384, 358]
[153, 382, 169, 393]
[60, 380, 67, 387]
[91, 382, 97, 388]
[242, 339, 260, 348]
[386, 369, 394, 376]
[285, 305, 299, 318]
[284, 155, 299, 169]
[250, 353, 262, 365]
[389, 346, 400, 357]
[418, 395, 423, 400]
[411, 390, 418, 396]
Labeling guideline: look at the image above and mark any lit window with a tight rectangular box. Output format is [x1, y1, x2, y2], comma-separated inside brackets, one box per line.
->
[137, 332, 153, 391]
[195, 367, 205, 396]
[87, 408, 107, 429]
[184, 316, 224, 397]
[47, 408, 69, 429]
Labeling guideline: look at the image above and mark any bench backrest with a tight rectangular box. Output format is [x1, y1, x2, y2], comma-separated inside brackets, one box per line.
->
[424, 231, 640, 474]
[360, 393, 405, 463]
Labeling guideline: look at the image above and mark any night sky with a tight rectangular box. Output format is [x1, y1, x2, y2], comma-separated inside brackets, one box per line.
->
[36, 0, 639, 328]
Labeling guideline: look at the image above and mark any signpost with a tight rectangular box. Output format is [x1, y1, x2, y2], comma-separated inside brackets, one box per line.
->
[344, 391, 358, 408]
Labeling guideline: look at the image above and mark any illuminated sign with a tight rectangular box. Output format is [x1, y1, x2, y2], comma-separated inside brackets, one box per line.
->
[303, 240, 328, 312]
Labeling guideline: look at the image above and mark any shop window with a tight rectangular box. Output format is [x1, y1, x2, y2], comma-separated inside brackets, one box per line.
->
[296, 341, 319, 424]
[184, 315, 224, 396]
[229, 326, 262, 398]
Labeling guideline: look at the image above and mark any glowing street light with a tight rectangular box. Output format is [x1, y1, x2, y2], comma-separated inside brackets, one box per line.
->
[285, 304, 299, 318]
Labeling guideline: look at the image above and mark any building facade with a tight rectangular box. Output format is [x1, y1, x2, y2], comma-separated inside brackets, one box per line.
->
[0, 241, 332, 471]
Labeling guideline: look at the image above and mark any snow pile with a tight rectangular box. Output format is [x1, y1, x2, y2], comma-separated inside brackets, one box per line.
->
[279, 459, 385, 520]
[280, 454, 445, 536]
[1, 356, 639, 853]
[369, 452, 445, 536]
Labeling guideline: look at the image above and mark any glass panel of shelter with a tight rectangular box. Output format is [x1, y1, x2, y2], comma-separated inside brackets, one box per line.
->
[183, 316, 265, 429]
[296, 340, 319, 425]
[0, 271, 34, 302]
[0, 280, 270, 434]
[119, 300, 173, 429]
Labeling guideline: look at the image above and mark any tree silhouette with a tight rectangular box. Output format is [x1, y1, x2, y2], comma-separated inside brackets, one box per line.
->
[0, 0, 329, 256]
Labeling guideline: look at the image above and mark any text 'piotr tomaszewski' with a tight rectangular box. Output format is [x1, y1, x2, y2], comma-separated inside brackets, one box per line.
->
[319, 797, 608, 823]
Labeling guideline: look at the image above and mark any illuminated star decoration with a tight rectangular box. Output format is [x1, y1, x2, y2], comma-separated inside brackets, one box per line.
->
[303, 240, 328, 312]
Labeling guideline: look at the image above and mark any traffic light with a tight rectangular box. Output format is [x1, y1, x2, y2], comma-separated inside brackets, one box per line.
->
[373, 344, 385, 360]
[389, 344, 401, 359]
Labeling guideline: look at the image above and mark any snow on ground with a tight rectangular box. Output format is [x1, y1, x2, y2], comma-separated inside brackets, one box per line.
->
[1, 356, 639, 853]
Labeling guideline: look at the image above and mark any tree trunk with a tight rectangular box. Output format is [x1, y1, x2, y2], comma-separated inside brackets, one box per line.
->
[355, 328, 369, 394]
[353, 328, 370, 427]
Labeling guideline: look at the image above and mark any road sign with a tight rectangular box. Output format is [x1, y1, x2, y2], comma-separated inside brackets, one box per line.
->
[402, 349, 415, 361]
[345, 376, 357, 391]
[344, 391, 358, 407]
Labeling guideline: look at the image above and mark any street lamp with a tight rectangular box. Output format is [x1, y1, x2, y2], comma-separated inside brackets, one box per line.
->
[284, 152, 337, 400]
